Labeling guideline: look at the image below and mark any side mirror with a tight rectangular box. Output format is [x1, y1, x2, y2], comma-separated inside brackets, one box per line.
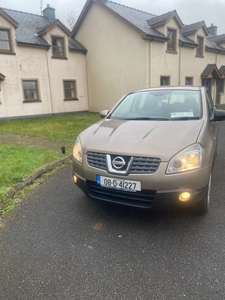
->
[99, 110, 109, 119]
[213, 109, 225, 121]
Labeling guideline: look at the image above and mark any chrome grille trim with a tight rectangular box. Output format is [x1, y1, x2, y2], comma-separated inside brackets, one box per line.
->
[87, 152, 160, 174]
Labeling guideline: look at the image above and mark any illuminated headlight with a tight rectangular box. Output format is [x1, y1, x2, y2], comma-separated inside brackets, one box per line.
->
[166, 143, 204, 174]
[73, 137, 83, 163]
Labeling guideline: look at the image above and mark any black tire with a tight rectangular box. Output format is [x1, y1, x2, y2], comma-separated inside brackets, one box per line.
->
[192, 173, 212, 214]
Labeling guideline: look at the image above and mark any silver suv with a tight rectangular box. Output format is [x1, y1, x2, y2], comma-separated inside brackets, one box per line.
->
[72, 86, 225, 214]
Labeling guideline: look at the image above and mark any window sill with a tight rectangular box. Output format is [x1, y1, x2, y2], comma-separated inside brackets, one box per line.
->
[195, 55, 204, 58]
[0, 51, 16, 55]
[64, 98, 79, 101]
[166, 50, 177, 54]
[23, 100, 42, 103]
[51, 56, 68, 60]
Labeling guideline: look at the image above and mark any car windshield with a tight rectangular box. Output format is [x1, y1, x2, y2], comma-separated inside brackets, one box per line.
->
[109, 90, 202, 120]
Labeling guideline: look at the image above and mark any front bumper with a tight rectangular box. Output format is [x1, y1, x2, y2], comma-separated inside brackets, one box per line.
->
[73, 171, 208, 210]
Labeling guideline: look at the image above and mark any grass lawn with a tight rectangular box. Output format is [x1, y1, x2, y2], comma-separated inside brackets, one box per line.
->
[0, 112, 100, 141]
[0, 112, 100, 213]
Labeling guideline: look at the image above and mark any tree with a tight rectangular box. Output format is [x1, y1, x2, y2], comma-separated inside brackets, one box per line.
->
[58, 10, 77, 31]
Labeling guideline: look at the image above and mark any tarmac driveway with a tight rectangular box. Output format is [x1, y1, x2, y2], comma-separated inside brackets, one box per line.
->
[1, 123, 225, 300]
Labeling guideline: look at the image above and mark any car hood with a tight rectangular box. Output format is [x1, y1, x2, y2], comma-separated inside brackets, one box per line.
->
[80, 119, 204, 161]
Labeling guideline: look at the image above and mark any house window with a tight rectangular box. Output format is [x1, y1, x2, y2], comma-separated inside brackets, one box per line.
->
[63, 80, 78, 100]
[196, 36, 204, 57]
[0, 29, 12, 53]
[160, 76, 170, 86]
[185, 77, 193, 86]
[167, 28, 176, 52]
[52, 36, 65, 58]
[22, 80, 40, 102]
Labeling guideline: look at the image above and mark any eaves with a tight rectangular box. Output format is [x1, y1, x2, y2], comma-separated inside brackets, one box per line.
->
[16, 41, 51, 50]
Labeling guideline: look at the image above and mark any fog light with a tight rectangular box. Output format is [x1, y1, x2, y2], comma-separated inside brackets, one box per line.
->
[73, 175, 77, 183]
[179, 192, 191, 202]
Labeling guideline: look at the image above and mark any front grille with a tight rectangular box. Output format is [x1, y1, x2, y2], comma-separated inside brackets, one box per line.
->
[86, 180, 156, 208]
[87, 152, 160, 174]
[130, 157, 160, 174]
[87, 152, 107, 170]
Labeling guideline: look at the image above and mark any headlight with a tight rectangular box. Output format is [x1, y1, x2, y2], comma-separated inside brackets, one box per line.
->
[73, 137, 83, 163]
[166, 143, 204, 174]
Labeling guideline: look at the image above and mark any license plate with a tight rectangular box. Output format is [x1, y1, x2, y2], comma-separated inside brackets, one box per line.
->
[96, 175, 141, 192]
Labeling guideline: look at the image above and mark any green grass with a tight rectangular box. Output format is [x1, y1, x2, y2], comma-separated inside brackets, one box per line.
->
[0, 113, 101, 213]
[0, 112, 100, 142]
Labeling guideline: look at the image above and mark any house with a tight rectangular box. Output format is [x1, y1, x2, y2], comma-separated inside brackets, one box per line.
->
[71, 0, 225, 112]
[0, 5, 88, 120]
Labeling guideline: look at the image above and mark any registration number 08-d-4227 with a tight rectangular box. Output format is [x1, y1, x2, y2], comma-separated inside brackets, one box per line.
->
[96, 175, 141, 192]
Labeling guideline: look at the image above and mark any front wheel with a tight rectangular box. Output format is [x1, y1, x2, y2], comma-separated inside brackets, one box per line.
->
[192, 173, 212, 214]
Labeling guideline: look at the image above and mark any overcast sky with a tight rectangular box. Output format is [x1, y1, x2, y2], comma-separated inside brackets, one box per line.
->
[1, 0, 225, 34]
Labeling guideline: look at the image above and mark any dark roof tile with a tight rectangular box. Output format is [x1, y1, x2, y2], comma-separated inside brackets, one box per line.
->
[179, 33, 198, 46]
[68, 37, 87, 53]
[1, 7, 85, 51]
[209, 34, 225, 44]
[147, 10, 176, 27]
[97, 0, 167, 39]
[219, 66, 225, 75]
[180, 21, 204, 34]
[201, 64, 220, 78]
[206, 37, 225, 52]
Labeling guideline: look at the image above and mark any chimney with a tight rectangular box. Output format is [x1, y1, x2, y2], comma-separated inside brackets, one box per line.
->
[207, 24, 217, 36]
[43, 4, 55, 20]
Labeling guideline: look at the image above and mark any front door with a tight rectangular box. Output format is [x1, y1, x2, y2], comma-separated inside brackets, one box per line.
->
[216, 79, 224, 106]
[202, 79, 212, 93]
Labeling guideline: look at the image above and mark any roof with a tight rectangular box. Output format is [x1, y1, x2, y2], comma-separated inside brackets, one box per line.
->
[0, 8, 18, 28]
[201, 64, 221, 78]
[71, 0, 225, 52]
[1, 8, 86, 52]
[205, 37, 225, 53]
[147, 10, 183, 29]
[68, 37, 87, 53]
[219, 66, 225, 76]
[180, 21, 208, 36]
[179, 33, 198, 47]
[72, 0, 168, 41]
[209, 34, 225, 45]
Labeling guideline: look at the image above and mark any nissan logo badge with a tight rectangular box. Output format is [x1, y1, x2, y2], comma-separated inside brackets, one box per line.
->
[112, 157, 126, 169]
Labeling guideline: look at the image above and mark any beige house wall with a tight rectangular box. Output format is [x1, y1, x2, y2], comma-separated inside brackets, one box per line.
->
[75, 3, 148, 111]
[0, 18, 88, 119]
[74, 3, 225, 110]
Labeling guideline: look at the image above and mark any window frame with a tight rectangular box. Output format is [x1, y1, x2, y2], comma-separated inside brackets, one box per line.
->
[51, 36, 66, 58]
[22, 80, 41, 103]
[63, 80, 78, 101]
[160, 76, 170, 86]
[166, 28, 177, 53]
[196, 36, 204, 57]
[0, 28, 13, 54]
[185, 77, 194, 86]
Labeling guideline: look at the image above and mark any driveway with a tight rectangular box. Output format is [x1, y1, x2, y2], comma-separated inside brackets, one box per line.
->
[1, 123, 225, 300]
